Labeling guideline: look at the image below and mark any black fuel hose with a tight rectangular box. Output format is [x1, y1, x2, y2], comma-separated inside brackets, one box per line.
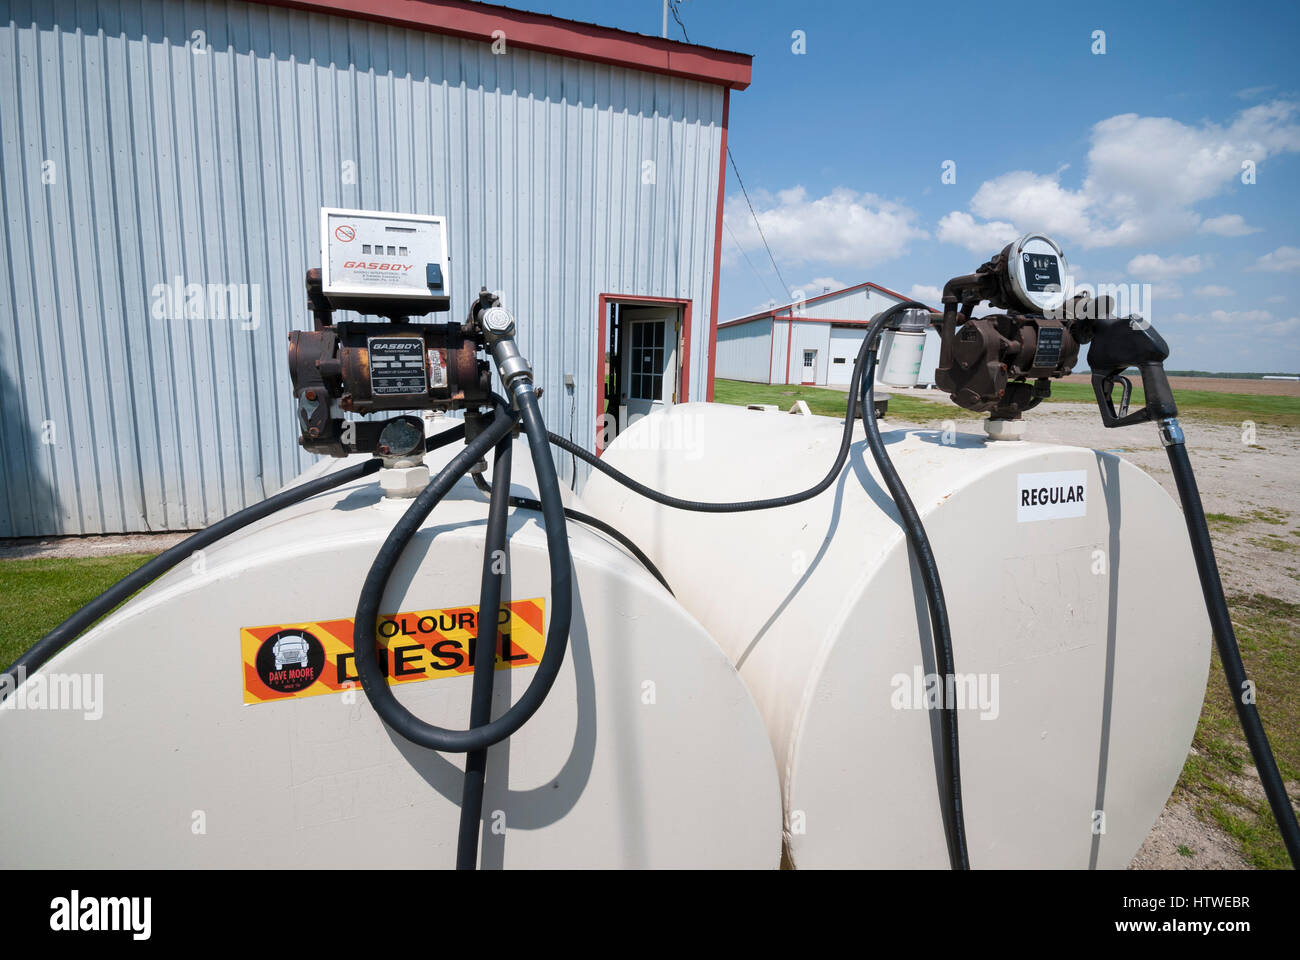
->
[457, 430, 513, 870]
[548, 300, 970, 869]
[471, 472, 673, 595]
[858, 322, 969, 871]
[352, 385, 571, 754]
[1166, 438, 1300, 867]
[546, 300, 933, 513]
[0, 423, 470, 699]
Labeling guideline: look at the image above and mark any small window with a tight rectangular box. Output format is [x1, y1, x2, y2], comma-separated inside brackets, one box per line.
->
[362, 244, 372, 254]
[833, 357, 847, 364]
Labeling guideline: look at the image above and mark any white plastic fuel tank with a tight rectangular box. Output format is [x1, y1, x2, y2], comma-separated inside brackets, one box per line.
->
[0, 422, 781, 869]
[580, 403, 1211, 869]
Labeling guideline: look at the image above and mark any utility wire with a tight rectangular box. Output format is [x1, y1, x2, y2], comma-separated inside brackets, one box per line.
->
[726, 150, 791, 298]
[668, 1, 792, 300]
[725, 220, 779, 304]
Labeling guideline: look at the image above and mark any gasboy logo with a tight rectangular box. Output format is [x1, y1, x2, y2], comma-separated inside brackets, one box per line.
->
[342, 261, 415, 271]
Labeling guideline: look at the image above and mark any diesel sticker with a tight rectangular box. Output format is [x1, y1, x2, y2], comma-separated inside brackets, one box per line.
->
[240, 598, 546, 705]
[1017, 470, 1087, 522]
[369, 337, 427, 396]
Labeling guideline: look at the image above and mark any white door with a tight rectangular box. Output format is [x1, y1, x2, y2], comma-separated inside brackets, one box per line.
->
[828, 327, 865, 386]
[801, 349, 818, 384]
[620, 309, 678, 423]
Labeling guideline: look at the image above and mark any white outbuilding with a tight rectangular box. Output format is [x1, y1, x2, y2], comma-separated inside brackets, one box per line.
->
[714, 282, 941, 387]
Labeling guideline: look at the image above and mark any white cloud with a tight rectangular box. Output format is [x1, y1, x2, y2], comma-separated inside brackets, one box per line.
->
[1193, 285, 1235, 297]
[1152, 283, 1184, 300]
[936, 211, 1018, 255]
[937, 100, 1300, 251]
[1170, 308, 1295, 337]
[1127, 253, 1211, 279]
[792, 276, 847, 299]
[1251, 246, 1300, 272]
[908, 284, 943, 307]
[1199, 214, 1259, 237]
[724, 186, 926, 267]
[970, 171, 1093, 238]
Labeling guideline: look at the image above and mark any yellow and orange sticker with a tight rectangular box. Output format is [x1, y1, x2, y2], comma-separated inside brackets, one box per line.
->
[240, 598, 546, 705]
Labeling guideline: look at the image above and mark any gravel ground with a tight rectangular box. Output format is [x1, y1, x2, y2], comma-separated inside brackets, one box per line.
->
[0, 532, 190, 560]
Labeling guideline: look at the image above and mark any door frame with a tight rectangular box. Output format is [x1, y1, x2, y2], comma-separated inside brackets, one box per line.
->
[800, 348, 818, 385]
[595, 294, 692, 454]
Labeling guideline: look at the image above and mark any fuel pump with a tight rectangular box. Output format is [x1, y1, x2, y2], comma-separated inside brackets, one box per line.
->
[931, 233, 1300, 866]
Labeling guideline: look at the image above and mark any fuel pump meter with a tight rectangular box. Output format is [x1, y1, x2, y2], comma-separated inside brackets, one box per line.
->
[288, 209, 497, 458]
[320, 208, 450, 314]
[935, 232, 1085, 421]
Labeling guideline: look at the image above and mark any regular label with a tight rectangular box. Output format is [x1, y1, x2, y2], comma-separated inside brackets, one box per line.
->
[1017, 470, 1087, 522]
[369, 337, 428, 396]
[240, 598, 546, 705]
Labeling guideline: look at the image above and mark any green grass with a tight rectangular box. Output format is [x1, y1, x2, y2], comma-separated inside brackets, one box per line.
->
[714, 378, 1300, 428]
[0, 554, 155, 668]
[1206, 512, 1248, 529]
[1176, 593, 1300, 870]
[711, 379, 980, 423]
[1045, 382, 1300, 428]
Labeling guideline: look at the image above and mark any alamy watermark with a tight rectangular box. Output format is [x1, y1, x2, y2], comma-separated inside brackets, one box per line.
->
[0, 667, 103, 720]
[151, 276, 262, 330]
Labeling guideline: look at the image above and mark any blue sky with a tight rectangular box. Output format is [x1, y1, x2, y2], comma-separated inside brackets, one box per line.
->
[527, 0, 1300, 372]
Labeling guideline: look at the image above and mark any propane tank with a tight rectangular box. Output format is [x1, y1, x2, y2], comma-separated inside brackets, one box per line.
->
[580, 403, 1210, 868]
[0, 424, 781, 869]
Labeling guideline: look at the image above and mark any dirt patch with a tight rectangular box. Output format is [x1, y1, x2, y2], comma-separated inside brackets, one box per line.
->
[0, 532, 191, 561]
[1129, 799, 1253, 869]
[1060, 374, 1300, 397]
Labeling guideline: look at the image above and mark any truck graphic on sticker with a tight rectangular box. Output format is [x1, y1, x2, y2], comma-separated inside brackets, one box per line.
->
[272, 634, 311, 671]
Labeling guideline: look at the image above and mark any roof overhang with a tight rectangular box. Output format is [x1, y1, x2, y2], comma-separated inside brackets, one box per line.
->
[257, 0, 753, 89]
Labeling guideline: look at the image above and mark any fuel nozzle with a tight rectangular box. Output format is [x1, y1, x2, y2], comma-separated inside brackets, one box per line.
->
[1087, 312, 1180, 438]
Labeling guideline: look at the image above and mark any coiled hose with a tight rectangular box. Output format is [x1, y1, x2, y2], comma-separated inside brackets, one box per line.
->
[350, 384, 571, 755]
[0, 424, 469, 699]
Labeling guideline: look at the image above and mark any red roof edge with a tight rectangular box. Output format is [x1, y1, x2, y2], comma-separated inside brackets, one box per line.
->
[720, 281, 936, 327]
[256, 0, 753, 89]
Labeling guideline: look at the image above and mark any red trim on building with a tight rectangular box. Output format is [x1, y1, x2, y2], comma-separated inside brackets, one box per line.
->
[705, 88, 730, 402]
[766, 317, 775, 383]
[719, 281, 935, 328]
[784, 318, 793, 385]
[595, 294, 693, 455]
[258, 0, 752, 89]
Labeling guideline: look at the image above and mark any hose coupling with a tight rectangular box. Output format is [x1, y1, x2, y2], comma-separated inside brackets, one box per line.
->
[488, 336, 533, 390]
[1157, 416, 1185, 447]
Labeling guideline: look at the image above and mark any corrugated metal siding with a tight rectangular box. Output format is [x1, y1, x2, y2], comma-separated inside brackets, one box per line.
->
[0, 0, 725, 535]
[713, 317, 770, 382]
[795, 285, 901, 322]
[789, 323, 830, 384]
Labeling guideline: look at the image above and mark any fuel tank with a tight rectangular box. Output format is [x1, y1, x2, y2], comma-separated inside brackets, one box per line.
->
[0, 423, 782, 869]
[579, 402, 1211, 868]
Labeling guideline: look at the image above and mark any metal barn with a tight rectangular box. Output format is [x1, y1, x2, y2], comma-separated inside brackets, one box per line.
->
[715, 282, 941, 387]
[0, 0, 750, 536]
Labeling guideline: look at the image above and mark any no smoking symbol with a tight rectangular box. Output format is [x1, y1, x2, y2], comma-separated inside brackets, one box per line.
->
[335, 224, 355, 242]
